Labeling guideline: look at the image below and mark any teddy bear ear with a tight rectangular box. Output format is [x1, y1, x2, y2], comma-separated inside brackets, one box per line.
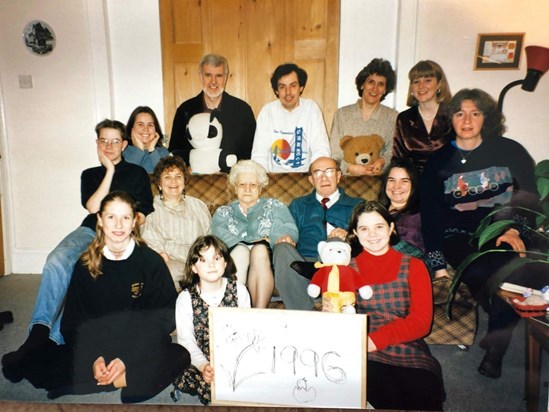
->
[340, 135, 352, 149]
[317, 240, 327, 255]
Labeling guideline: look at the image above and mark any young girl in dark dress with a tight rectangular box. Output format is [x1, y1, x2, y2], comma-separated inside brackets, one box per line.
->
[171, 235, 251, 405]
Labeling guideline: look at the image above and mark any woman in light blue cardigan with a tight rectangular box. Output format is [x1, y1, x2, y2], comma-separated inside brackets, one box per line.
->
[123, 106, 170, 173]
[212, 160, 298, 308]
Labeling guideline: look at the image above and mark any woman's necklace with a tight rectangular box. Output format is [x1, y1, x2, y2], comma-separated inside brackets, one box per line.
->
[457, 148, 473, 164]
[453, 140, 481, 164]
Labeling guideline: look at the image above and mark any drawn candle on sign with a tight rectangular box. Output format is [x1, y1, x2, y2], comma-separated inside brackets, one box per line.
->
[218, 324, 348, 393]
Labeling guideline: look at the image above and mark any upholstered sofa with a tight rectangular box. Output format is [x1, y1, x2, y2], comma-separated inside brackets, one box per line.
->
[182, 172, 382, 213]
[160, 172, 476, 346]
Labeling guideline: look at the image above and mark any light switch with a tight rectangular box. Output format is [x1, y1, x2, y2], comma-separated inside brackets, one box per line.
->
[18, 75, 33, 89]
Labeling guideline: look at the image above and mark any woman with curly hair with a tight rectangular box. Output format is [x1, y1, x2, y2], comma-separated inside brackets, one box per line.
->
[421, 88, 540, 378]
[330, 58, 398, 176]
[142, 156, 211, 291]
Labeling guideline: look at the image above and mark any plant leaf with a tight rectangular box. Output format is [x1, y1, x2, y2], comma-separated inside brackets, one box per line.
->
[477, 220, 516, 249]
[535, 160, 549, 179]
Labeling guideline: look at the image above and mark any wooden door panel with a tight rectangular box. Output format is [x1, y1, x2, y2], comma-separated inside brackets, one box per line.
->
[244, 0, 286, 116]
[172, 0, 204, 44]
[210, 0, 245, 99]
[160, 0, 339, 139]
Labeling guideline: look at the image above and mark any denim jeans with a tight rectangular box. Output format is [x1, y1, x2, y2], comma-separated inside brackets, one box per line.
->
[30, 226, 95, 344]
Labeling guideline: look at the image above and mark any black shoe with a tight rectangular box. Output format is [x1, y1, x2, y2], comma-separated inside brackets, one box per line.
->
[478, 346, 504, 378]
[290, 261, 317, 279]
[2, 365, 24, 383]
[2, 324, 51, 367]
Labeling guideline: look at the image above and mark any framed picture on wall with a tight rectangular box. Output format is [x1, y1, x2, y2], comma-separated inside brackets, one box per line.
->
[474, 33, 524, 70]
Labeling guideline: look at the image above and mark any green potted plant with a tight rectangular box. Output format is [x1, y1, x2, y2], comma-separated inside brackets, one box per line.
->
[446, 160, 549, 318]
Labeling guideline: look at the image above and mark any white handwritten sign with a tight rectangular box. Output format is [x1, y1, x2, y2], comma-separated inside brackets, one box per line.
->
[209, 307, 367, 408]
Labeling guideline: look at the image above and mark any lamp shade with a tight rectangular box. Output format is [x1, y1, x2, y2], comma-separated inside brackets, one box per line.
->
[522, 45, 549, 91]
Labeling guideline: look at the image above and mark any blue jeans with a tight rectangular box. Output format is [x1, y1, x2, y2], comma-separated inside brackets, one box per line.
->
[30, 226, 95, 344]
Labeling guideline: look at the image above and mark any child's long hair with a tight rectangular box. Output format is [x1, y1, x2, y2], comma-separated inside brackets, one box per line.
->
[180, 235, 237, 291]
[81, 191, 143, 279]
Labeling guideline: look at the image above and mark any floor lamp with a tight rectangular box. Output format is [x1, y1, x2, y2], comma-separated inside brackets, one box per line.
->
[497, 45, 549, 113]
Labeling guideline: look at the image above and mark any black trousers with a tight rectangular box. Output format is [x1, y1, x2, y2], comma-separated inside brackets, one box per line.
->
[367, 360, 445, 411]
[443, 234, 549, 350]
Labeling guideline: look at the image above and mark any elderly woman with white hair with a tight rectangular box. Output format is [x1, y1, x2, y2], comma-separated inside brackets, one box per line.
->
[211, 160, 298, 308]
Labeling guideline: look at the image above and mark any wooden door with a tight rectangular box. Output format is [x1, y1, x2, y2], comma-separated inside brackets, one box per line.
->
[159, 0, 340, 141]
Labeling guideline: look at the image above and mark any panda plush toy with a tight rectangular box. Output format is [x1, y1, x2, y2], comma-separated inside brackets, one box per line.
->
[186, 111, 237, 174]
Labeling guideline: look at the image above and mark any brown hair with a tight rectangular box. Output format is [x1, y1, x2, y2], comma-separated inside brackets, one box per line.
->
[180, 235, 236, 290]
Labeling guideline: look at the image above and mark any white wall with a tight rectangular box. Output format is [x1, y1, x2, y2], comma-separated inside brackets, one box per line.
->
[338, 0, 398, 109]
[410, 0, 549, 162]
[1, 0, 548, 274]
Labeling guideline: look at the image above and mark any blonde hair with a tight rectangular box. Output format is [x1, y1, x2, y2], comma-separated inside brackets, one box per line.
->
[406, 60, 452, 106]
[81, 191, 143, 279]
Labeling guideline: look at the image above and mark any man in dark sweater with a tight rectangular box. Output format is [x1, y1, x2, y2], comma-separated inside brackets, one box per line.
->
[168, 54, 256, 172]
[2, 119, 153, 367]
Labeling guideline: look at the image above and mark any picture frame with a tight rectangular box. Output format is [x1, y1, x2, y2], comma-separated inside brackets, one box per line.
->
[474, 33, 524, 70]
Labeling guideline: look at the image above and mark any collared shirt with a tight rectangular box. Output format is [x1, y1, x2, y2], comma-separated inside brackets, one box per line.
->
[102, 238, 136, 261]
[315, 190, 341, 233]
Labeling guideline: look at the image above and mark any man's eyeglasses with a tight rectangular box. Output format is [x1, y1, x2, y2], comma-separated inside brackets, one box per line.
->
[311, 168, 337, 178]
[98, 139, 123, 147]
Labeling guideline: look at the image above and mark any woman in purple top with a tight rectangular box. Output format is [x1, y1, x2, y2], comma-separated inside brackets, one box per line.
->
[379, 159, 423, 251]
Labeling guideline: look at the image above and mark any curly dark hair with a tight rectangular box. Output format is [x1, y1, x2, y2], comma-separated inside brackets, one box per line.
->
[152, 155, 189, 189]
[125, 106, 164, 147]
[449, 88, 506, 139]
[270, 63, 308, 96]
[355, 58, 396, 101]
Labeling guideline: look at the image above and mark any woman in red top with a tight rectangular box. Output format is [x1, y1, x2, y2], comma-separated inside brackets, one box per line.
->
[347, 201, 444, 411]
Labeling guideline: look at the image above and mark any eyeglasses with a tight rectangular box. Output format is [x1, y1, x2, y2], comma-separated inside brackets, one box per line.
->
[311, 168, 337, 178]
[237, 182, 259, 191]
[98, 138, 123, 147]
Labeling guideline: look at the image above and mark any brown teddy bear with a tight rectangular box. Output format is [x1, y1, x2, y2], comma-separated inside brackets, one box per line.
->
[339, 134, 384, 168]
